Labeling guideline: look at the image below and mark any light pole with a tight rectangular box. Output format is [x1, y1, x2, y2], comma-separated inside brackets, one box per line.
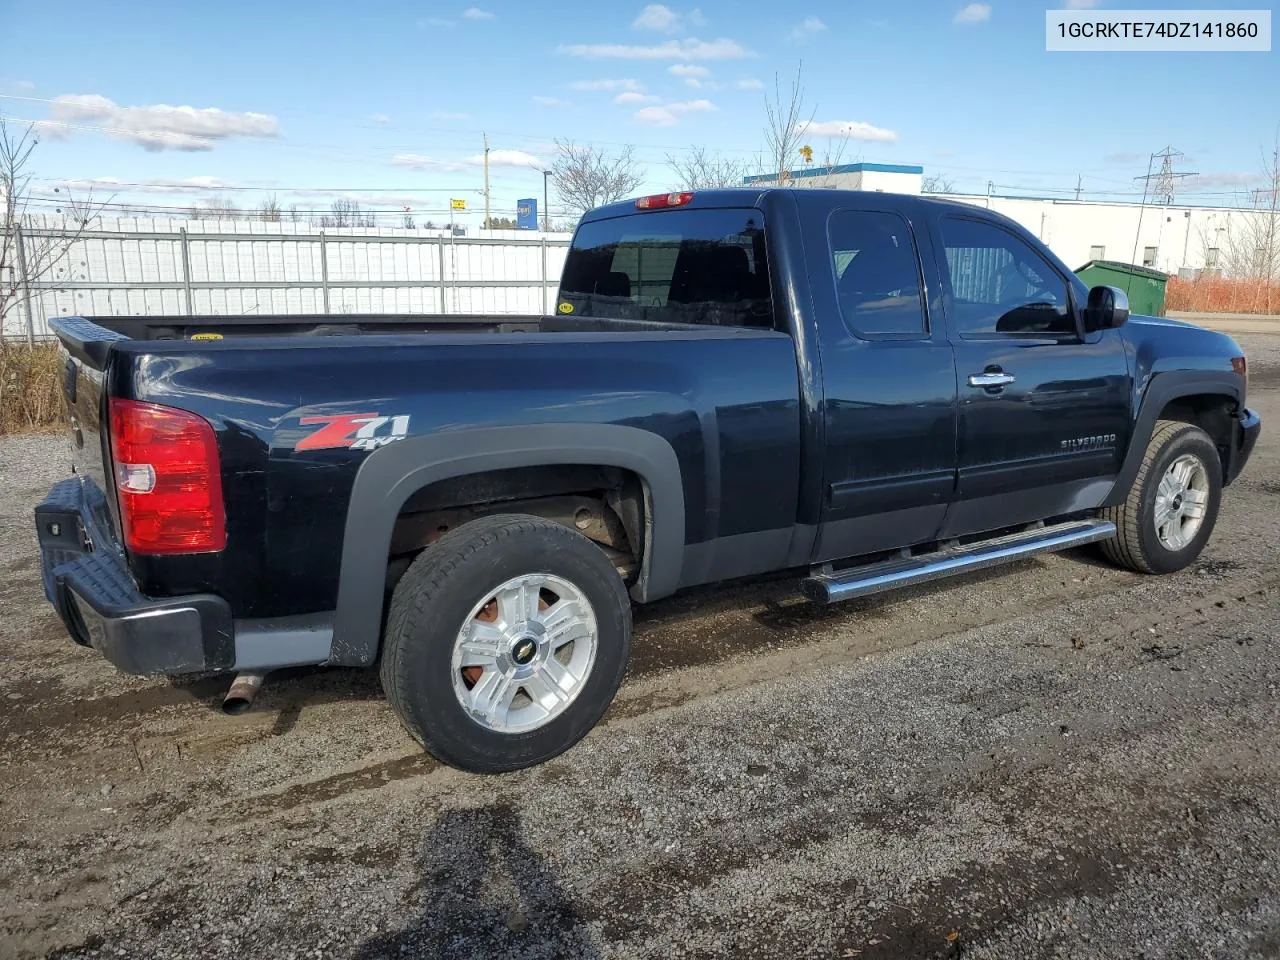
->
[542, 169, 551, 232]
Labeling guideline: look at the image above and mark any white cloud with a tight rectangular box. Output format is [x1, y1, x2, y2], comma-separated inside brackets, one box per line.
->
[532, 95, 573, 107]
[789, 16, 827, 42]
[1063, 0, 1102, 7]
[795, 119, 899, 142]
[670, 98, 714, 112]
[634, 98, 715, 125]
[394, 149, 542, 172]
[430, 110, 471, 121]
[669, 63, 711, 87]
[635, 106, 679, 126]
[392, 153, 463, 171]
[462, 7, 495, 18]
[558, 37, 751, 60]
[953, 3, 991, 23]
[734, 77, 764, 90]
[568, 78, 644, 91]
[31, 120, 71, 141]
[467, 148, 542, 168]
[1184, 172, 1261, 189]
[615, 91, 660, 104]
[633, 3, 681, 31]
[50, 175, 235, 194]
[48, 94, 280, 152]
[368, 113, 391, 124]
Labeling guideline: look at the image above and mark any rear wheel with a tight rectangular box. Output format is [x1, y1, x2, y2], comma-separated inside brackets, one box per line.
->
[379, 514, 632, 773]
[1100, 420, 1222, 574]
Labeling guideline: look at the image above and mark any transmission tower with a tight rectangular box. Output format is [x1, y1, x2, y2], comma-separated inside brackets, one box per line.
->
[1134, 146, 1198, 205]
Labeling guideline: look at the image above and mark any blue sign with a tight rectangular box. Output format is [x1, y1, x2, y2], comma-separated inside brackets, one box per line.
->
[516, 198, 538, 231]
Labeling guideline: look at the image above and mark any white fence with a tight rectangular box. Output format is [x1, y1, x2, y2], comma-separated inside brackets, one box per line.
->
[3, 216, 574, 341]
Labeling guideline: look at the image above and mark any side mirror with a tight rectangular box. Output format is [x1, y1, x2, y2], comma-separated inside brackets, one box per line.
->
[1084, 284, 1129, 331]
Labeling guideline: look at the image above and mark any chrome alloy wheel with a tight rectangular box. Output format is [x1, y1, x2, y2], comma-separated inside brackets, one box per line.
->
[450, 573, 598, 733]
[1153, 453, 1210, 551]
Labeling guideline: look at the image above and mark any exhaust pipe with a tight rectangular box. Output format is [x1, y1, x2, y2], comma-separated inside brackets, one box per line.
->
[222, 671, 266, 715]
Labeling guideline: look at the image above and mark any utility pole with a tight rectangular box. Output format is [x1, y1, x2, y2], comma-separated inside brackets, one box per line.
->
[483, 133, 491, 229]
[542, 169, 551, 232]
[1075, 173, 1082, 201]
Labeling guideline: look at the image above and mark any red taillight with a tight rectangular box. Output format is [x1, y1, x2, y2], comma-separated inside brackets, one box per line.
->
[635, 192, 694, 210]
[108, 398, 226, 554]
[1232, 355, 1247, 379]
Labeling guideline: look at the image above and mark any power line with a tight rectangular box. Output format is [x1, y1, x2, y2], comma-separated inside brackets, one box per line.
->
[33, 178, 486, 193]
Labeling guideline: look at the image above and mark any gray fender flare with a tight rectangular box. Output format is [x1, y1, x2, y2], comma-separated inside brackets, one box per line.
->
[1102, 370, 1241, 507]
[329, 423, 685, 666]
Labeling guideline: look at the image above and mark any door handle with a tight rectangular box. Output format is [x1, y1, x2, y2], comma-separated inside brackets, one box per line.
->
[967, 372, 1016, 388]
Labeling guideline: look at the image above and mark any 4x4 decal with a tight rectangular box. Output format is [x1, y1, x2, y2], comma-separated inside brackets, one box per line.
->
[296, 413, 411, 452]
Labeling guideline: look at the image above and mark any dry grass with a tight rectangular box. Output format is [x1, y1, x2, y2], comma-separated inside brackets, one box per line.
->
[1166, 276, 1280, 316]
[0, 341, 64, 434]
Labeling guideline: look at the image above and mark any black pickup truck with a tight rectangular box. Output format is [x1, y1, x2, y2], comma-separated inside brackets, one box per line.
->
[37, 188, 1260, 772]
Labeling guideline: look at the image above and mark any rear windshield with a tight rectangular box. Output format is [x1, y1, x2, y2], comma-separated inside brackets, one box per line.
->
[557, 208, 774, 329]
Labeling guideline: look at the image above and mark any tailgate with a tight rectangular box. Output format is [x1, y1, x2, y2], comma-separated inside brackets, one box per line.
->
[52, 317, 129, 492]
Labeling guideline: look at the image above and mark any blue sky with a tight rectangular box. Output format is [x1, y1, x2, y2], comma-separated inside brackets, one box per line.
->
[1, 0, 1276, 225]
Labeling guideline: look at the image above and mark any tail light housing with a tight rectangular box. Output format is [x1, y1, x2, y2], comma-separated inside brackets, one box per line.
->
[108, 398, 226, 554]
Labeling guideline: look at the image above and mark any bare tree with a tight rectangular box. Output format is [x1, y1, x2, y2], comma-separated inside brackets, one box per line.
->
[801, 135, 858, 189]
[762, 64, 814, 186]
[1207, 139, 1280, 298]
[666, 146, 746, 190]
[320, 198, 375, 228]
[188, 194, 241, 220]
[1, 120, 107, 341]
[922, 174, 956, 194]
[258, 195, 282, 222]
[549, 140, 645, 220]
[402, 209, 416, 229]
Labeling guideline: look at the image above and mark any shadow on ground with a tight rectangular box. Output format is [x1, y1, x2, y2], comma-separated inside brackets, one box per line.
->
[351, 802, 601, 960]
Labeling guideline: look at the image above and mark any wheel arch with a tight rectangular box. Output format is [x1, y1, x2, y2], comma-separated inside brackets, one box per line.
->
[329, 423, 685, 666]
[1103, 370, 1242, 508]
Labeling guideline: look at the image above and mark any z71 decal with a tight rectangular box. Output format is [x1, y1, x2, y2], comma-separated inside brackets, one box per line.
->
[296, 413, 411, 452]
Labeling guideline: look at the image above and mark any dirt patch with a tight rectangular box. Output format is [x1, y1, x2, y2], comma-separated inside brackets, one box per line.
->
[2, 380, 1279, 960]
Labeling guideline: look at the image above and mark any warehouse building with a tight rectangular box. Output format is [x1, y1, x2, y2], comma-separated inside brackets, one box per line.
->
[743, 161, 1273, 279]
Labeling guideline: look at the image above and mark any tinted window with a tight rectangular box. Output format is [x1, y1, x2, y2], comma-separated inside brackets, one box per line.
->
[828, 210, 926, 337]
[940, 217, 1075, 338]
[558, 209, 773, 328]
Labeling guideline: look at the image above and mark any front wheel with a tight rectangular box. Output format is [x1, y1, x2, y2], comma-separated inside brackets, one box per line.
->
[379, 514, 632, 773]
[1100, 420, 1223, 574]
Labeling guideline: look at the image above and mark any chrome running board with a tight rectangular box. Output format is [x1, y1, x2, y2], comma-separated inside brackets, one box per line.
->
[800, 518, 1116, 605]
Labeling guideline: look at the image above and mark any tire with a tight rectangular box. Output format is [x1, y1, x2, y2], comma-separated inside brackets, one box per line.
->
[379, 513, 632, 773]
[1100, 420, 1223, 575]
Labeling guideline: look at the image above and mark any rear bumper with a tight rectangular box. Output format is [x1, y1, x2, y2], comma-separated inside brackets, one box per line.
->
[36, 477, 234, 675]
[36, 477, 335, 677]
[1224, 407, 1261, 485]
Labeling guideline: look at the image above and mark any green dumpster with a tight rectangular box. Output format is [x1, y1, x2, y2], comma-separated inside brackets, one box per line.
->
[1074, 260, 1168, 317]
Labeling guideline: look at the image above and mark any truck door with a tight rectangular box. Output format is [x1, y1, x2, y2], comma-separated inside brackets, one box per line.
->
[930, 213, 1130, 537]
[811, 203, 959, 563]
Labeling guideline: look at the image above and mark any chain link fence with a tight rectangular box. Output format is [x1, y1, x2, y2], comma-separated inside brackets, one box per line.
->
[3, 216, 574, 342]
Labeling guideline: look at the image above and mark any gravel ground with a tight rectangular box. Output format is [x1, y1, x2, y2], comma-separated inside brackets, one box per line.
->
[1, 333, 1279, 960]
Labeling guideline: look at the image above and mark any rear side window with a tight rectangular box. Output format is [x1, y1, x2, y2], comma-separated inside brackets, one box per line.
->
[828, 210, 926, 338]
[558, 209, 774, 329]
[939, 217, 1075, 338]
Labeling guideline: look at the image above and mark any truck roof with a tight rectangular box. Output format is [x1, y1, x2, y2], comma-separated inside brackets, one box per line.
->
[582, 188, 1022, 227]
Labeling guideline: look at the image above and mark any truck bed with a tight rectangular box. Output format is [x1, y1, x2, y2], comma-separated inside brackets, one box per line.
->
[80, 312, 695, 343]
